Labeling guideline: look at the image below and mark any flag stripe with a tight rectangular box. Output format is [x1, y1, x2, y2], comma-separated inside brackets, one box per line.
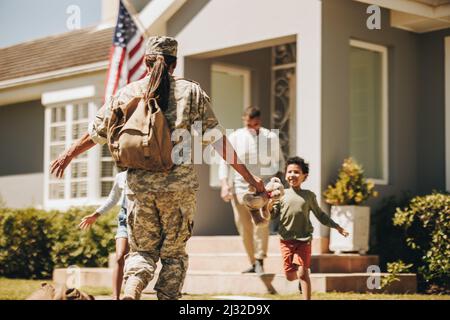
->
[128, 36, 144, 59]
[103, 1, 146, 101]
[105, 46, 125, 100]
[103, 46, 117, 102]
[128, 59, 143, 82]
[126, 33, 142, 53]
[128, 45, 145, 72]
[130, 64, 147, 82]
[113, 48, 127, 95]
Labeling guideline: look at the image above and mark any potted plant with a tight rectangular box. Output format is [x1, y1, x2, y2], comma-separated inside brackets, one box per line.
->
[323, 158, 378, 254]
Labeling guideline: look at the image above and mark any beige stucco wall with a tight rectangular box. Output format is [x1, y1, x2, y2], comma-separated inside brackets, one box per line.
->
[0, 173, 44, 208]
[322, 0, 421, 206]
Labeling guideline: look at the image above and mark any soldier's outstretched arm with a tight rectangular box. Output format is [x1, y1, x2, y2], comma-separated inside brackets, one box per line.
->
[50, 132, 96, 179]
[212, 135, 265, 194]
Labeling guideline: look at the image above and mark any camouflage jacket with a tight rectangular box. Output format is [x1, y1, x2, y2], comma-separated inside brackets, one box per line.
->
[89, 75, 221, 192]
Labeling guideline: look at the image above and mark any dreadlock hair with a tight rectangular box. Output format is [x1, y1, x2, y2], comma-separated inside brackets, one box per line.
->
[144, 54, 177, 111]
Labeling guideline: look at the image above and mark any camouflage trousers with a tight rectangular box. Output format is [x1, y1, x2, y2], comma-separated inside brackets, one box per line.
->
[123, 189, 196, 300]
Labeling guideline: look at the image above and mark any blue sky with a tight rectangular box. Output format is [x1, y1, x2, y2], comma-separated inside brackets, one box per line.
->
[0, 0, 102, 48]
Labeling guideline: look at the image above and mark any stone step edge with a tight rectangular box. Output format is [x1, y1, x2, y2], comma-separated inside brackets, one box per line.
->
[187, 253, 378, 257]
[53, 268, 413, 278]
[108, 252, 378, 257]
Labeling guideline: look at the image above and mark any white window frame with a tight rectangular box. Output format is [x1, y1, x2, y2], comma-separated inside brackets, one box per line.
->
[445, 37, 450, 192]
[46, 105, 67, 203]
[349, 39, 389, 185]
[42, 84, 122, 210]
[209, 63, 252, 189]
[44, 101, 102, 209]
[99, 144, 119, 197]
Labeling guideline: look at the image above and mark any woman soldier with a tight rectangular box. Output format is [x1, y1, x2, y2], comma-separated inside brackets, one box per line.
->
[50, 36, 265, 300]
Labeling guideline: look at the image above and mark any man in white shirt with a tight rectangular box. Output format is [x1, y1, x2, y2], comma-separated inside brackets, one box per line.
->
[219, 106, 285, 274]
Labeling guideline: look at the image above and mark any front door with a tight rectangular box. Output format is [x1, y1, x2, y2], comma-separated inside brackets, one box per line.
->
[209, 63, 251, 188]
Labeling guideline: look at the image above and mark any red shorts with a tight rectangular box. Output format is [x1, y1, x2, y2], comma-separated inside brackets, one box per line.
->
[280, 239, 312, 273]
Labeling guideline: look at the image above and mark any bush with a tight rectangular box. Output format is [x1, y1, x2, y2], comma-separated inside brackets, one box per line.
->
[371, 193, 420, 271]
[381, 260, 414, 289]
[0, 209, 54, 278]
[50, 207, 117, 269]
[323, 157, 378, 205]
[393, 192, 450, 293]
[0, 207, 117, 279]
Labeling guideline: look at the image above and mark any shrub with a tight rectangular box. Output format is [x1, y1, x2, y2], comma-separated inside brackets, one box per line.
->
[0, 209, 54, 278]
[0, 207, 117, 279]
[393, 192, 450, 293]
[381, 260, 413, 289]
[371, 193, 420, 271]
[323, 157, 378, 205]
[50, 207, 117, 269]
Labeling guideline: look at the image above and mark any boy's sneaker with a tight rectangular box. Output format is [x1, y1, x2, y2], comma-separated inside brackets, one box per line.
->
[242, 264, 256, 273]
[255, 259, 265, 274]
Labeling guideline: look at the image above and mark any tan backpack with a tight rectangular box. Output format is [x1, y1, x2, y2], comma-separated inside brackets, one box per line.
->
[26, 282, 95, 300]
[106, 96, 174, 171]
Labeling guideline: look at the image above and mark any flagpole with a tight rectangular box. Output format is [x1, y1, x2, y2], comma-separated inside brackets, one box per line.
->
[121, 0, 150, 38]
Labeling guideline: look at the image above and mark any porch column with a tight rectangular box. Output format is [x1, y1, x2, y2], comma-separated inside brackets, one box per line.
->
[296, 15, 328, 253]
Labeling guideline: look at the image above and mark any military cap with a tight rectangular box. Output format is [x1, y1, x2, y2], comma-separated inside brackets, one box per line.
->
[145, 36, 178, 57]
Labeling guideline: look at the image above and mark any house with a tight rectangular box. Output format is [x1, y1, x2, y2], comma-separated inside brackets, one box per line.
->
[1, 0, 449, 255]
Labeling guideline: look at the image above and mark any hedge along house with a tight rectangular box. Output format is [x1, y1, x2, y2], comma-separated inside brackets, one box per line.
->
[0, 0, 449, 254]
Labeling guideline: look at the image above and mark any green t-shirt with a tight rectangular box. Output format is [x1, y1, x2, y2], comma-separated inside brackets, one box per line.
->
[271, 188, 340, 241]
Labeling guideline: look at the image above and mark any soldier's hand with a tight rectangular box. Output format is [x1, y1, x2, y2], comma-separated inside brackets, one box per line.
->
[79, 212, 100, 230]
[267, 198, 276, 212]
[50, 151, 73, 179]
[252, 175, 266, 194]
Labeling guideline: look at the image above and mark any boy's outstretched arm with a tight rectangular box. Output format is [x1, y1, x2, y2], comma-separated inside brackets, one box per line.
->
[336, 226, 349, 237]
[310, 194, 349, 237]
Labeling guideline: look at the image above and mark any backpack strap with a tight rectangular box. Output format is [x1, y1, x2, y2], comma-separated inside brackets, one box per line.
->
[142, 98, 160, 157]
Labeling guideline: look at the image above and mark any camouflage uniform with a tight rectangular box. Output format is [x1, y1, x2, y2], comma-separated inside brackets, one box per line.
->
[88, 36, 221, 300]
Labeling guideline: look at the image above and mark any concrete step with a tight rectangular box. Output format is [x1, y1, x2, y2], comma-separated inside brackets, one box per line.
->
[186, 235, 281, 254]
[109, 252, 379, 274]
[53, 268, 416, 294]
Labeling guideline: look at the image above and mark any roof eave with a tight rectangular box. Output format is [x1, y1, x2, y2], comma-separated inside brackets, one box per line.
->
[0, 60, 109, 90]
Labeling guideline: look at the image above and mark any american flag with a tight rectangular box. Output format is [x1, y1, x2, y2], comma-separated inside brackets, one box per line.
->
[104, 0, 147, 100]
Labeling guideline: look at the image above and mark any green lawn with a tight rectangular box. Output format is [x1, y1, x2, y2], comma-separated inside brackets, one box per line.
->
[177, 292, 450, 300]
[0, 278, 111, 300]
[1, 278, 449, 300]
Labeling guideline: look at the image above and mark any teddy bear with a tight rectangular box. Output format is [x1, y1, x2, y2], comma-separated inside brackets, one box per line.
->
[243, 177, 285, 225]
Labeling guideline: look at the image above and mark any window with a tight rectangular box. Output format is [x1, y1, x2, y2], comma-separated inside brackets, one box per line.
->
[100, 144, 118, 197]
[45, 100, 118, 208]
[48, 106, 66, 200]
[70, 103, 89, 198]
[349, 40, 388, 184]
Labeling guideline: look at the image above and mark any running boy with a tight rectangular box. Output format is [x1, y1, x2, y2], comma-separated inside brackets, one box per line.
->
[268, 156, 349, 300]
